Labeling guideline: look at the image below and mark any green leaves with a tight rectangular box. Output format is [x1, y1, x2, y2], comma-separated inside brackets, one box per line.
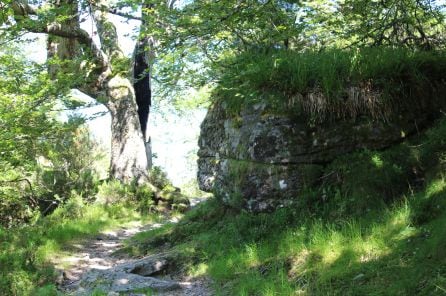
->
[0, 53, 54, 163]
[0, 0, 14, 25]
[339, 0, 446, 49]
[0, 41, 105, 226]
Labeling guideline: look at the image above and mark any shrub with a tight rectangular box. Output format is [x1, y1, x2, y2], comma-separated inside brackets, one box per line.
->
[0, 121, 105, 226]
[96, 180, 133, 205]
[135, 184, 155, 214]
[149, 166, 171, 189]
[95, 180, 158, 213]
[51, 191, 86, 220]
[0, 164, 37, 228]
[8, 271, 34, 296]
[36, 123, 104, 207]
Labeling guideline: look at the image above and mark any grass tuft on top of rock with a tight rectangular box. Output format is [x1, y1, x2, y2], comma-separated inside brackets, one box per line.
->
[216, 47, 446, 122]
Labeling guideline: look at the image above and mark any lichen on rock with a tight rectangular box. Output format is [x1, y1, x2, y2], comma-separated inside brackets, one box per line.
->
[197, 87, 446, 212]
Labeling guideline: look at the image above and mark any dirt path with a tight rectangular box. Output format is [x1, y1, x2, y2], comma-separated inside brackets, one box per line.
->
[56, 198, 212, 295]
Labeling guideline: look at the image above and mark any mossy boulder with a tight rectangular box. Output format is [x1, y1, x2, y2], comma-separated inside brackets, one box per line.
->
[156, 186, 190, 212]
[198, 90, 446, 212]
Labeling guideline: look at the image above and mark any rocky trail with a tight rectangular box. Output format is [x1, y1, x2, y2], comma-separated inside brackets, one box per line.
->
[56, 198, 212, 296]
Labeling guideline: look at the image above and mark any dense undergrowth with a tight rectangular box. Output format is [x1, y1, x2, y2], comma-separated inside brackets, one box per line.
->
[217, 48, 446, 121]
[0, 166, 187, 296]
[127, 116, 446, 295]
[0, 199, 144, 296]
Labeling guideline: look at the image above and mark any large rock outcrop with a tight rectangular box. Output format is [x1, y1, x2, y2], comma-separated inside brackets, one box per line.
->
[197, 87, 446, 212]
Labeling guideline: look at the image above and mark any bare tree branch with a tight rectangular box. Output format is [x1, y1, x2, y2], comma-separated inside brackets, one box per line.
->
[108, 8, 142, 21]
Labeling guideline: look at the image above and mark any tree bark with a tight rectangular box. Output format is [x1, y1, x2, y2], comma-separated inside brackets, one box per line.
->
[93, 3, 151, 183]
[47, 0, 79, 78]
[106, 76, 149, 184]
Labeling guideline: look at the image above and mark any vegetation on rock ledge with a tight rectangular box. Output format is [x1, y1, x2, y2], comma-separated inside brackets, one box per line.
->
[217, 48, 446, 121]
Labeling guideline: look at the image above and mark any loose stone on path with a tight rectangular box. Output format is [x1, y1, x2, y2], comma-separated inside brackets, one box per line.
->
[56, 197, 211, 295]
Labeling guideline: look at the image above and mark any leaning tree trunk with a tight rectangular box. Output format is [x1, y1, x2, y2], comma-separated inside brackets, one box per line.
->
[106, 76, 149, 183]
[14, 0, 153, 184]
[93, 2, 151, 183]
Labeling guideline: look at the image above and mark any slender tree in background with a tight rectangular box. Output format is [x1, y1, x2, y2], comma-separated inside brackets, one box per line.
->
[133, 2, 158, 169]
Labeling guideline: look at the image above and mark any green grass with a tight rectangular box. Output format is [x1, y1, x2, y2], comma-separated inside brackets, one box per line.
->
[0, 166, 192, 295]
[127, 117, 446, 295]
[127, 182, 446, 295]
[217, 47, 446, 121]
[0, 199, 156, 296]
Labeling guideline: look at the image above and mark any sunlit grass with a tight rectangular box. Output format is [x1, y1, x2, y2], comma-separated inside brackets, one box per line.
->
[127, 113, 446, 295]
[0, 202, 156, 295]
[426, 178, 446, 197]
[189, 263, 209, 277]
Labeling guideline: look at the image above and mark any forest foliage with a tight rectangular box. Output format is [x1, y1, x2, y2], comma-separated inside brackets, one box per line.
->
[0, 46, 102, 227]
[0, 0, 445, 294]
